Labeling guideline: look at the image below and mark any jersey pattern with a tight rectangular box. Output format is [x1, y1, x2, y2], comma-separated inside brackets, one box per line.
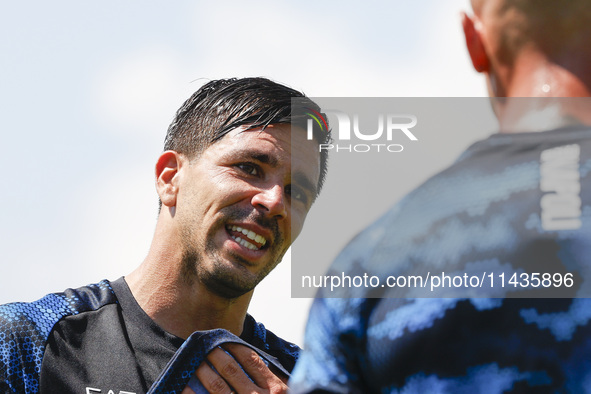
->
[290, 127, 591, 393]
[0, 280, 115, 393]
[0, 278, 300, 394]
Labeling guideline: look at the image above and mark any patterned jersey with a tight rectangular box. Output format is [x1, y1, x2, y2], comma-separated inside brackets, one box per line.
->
[290, 127, 591, 393]
[0, 277, 299, 393]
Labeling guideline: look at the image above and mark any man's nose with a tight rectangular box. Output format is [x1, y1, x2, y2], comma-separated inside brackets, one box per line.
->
[251, 184, 287, 219]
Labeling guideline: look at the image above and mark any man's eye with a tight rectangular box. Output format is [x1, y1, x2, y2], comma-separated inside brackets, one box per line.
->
[236, 163, 259, 176]
[286, 185, 309, 205]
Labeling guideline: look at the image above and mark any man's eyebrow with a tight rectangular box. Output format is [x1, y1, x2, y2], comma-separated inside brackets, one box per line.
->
[225, 150, 279, 167]
[251, 153, 278, 167]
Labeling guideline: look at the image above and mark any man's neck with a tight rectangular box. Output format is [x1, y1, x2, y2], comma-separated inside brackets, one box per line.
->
[504, 52, 591, 98]
[493, 52, 591, 133]
[125, 235, 253, 340]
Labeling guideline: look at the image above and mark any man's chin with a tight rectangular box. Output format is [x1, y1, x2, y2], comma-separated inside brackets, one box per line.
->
[199, 267, 260, 299]
[203, 277, 255, 299]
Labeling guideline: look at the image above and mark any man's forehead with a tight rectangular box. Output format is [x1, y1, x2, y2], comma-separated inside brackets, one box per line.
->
[220, 124, 291, 149]
[210, 124, 316, 161]
[218, 123, 309, 148]
[211, 123, 320, 176]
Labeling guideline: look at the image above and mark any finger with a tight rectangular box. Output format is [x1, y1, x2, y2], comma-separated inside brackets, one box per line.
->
[205, 346, 259, 392]
[181, 385, 195, 394]
[182, 374, 207, 394]
[221, 343, 288, 392]
[195, 358, 235, 394]
[268, 364, 289, 384]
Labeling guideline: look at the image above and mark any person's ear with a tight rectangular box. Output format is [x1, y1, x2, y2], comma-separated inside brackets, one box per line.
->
[461, 12, 490, 73]
[156, 151, 182, 208]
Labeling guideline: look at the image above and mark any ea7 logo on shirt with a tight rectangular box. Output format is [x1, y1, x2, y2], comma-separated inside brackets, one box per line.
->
[86, 388, 136, 394]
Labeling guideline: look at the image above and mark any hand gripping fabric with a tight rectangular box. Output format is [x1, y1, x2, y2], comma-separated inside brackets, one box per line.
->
[147, 329, 290, 394]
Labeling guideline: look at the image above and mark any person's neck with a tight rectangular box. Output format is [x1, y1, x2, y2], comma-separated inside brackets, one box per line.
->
[125, 224, 252, 339]
[505, 52, 591, 97]
[493, 52, 591, 133]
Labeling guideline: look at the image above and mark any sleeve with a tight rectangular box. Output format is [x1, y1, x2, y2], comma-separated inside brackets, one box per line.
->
[289, 298, 368, 394]
[0, 327, 18, 394]
[0, 303, 41, 393]
[0, 294, 75, 394]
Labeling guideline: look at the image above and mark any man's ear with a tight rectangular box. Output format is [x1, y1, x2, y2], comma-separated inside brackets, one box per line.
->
[461, 12, 490, 73]
[156, 151, 182, 208]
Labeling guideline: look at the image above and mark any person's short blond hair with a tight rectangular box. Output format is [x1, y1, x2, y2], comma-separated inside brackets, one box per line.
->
[473, 0, 591, 65]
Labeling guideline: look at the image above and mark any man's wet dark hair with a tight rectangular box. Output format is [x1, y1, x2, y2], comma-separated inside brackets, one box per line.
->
[164, 77, 330, 195]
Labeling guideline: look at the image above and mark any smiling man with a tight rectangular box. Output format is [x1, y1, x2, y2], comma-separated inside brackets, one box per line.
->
[0, 78, 329, 393]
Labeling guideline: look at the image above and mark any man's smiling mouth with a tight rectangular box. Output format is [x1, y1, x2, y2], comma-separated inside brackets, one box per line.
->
[226, 225, 268, 250]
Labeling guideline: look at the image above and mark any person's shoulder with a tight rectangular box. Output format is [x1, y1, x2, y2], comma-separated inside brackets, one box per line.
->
[0, 280, 117, 392]
[0, 279, 117, 344]
[0, 279, 117, 323]
[0, 293, 70, 389]
[58, 279, 118, 313]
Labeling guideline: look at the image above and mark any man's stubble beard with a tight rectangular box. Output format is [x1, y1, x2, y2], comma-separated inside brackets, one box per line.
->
[179, 211, 287, 299]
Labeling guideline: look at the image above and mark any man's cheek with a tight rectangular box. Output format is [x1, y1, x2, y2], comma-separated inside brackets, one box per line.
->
[289, 214, 308, 243]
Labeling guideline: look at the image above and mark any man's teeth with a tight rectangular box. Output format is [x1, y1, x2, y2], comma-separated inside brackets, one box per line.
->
[231, 235, 259, 250]
[228, 225, 267, 248]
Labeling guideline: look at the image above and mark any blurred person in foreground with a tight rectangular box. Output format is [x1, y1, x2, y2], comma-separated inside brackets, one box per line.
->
[290, 0, 591, 392]
[0, 77, 329, 393]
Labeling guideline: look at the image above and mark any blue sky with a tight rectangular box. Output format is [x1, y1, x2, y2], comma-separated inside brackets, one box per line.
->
[0, 0, 486, 344]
